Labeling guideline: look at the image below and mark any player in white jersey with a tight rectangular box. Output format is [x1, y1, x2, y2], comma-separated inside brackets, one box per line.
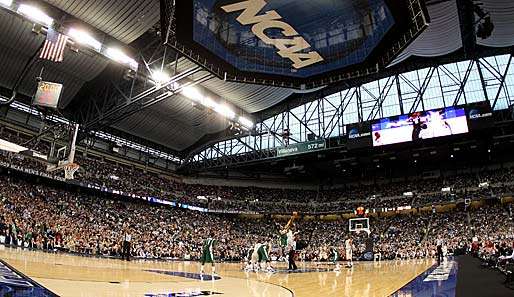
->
[345, 237, 353, 268]
[279, 212, 298, 260]
[315, 245, 328, 268]
[247, 242, 274, 272]
[243, 246, 252, 271]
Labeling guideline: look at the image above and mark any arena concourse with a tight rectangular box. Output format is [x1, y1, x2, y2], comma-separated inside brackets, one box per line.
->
[1, 0, 514, 296]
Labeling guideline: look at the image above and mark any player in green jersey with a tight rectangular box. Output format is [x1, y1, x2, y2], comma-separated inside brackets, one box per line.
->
[330, 246, 341, 272]
[278, 212, 298, 260]
[200, 232, 216, 274]
[249, 242, 275, 272]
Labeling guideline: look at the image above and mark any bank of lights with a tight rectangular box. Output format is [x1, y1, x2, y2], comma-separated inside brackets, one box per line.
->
[238, 116, 254, 128]
[202, 96, 217, 109]
[151, 70, 171, 84]
[0, 2, 141, 71]
[182, 85, 203, 100]
[105, 47, 138, 71]
[215, 104, 236, 120]
[181, 86, 254, 128]
[17, 4, 53, 27]
[68, 28, 102, 52]
[0, 0, 12, 8]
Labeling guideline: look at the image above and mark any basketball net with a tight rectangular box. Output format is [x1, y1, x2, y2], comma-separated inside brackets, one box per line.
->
[63, 163, 79, 180]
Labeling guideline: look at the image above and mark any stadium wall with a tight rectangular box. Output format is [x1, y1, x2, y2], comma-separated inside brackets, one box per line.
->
[181, 176, 318, 190]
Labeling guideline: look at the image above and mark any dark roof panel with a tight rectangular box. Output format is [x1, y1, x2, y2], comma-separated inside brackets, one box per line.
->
[43, 0, 160, 44]
[112, 95, 230, 151]
[0, 9, 108, 107]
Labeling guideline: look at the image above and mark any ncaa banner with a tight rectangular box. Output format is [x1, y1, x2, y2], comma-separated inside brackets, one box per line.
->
[165, 0, 429, 88]
[192, 0, 394, 78]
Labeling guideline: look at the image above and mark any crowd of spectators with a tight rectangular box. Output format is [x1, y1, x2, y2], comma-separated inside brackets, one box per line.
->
[0, 174, 512, 265]
[0, 175, 265, 260]
[2, 128, 514, 215]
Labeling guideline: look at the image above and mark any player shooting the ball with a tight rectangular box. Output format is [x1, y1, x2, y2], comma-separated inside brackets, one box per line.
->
[279, 212, 299, 250]
[278, 212, 298, 259]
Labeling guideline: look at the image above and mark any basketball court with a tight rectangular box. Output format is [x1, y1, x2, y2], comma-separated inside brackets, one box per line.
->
[0, 246, 441, 297]
[0, 1, 511, 296]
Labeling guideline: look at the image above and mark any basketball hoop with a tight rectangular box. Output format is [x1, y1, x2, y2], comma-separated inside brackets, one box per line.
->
[349, 217, 370, 234]
[63, 163, 79, 180]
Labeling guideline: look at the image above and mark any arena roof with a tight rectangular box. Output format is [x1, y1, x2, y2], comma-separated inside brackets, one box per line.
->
[108, 56, 298, 151]
[0, 7, 108, 108]
[392, 0, 514, 65]
[0, 0, 513, 157]
[42, 0, 160, 44]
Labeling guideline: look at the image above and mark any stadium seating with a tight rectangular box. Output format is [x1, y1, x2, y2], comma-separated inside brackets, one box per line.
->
[0, 173, 512, 262]
[1, 128, 513, 214]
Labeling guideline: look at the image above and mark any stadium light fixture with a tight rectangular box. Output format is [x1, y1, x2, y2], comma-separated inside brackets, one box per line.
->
[105, 47, 138, 70]
[68, 28, 102, 51]
[170, 82, 180, 91]
[0, 0, 12, 8]
[215, 104, 235, 119]
[17, 4, 54, 27]
[181, 86, 203, 101]
[201, 96, 217, 108]
[238, 116, 254, 129]
[151, 69, 171, 84]
[181, 86, 239, 121]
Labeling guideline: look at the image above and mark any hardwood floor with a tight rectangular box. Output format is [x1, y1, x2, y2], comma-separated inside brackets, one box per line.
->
[0, 246, 434, 297]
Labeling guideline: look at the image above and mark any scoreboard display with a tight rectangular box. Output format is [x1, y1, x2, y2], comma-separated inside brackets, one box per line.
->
[467, 101, 493, 130]
[33, 81, 63, 109]
[346, 121, 372, 149]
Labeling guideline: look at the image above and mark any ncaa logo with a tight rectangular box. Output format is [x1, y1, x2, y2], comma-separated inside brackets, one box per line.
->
[220, 0, 324, 69]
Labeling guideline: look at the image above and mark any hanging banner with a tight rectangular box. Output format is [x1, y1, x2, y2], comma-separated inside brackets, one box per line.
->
[165, 0, 429, 88]
[277, 139, 326, 157]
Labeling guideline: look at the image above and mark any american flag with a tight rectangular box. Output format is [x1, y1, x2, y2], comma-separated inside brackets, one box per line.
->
[39, 27, 68, 62]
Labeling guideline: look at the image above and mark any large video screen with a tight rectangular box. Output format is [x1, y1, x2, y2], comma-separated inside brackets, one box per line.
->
[372, 107, 469, 147]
